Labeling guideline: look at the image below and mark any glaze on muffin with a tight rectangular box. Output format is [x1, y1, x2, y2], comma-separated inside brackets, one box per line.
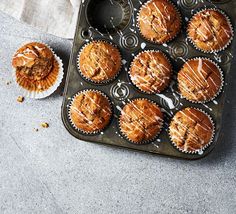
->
[129, 51, 172, 93]
[138, 0, 181, 44]
[187, 9, 233, 52]
[69, 90, 112, 133]
[169, 108, 214, 153]
[119, 99, 163, 144]
[178, 58, 223, 103]
[79, 41, 121, 83]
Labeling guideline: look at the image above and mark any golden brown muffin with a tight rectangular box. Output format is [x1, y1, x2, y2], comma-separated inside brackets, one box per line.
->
[12, 42, 54, 81]
[12, 42, 59, 92]
[119, 99, 163, 143]
[169, 108, 214, 153]
[129, 51, 172, 93]
[79, 41, 121, 83]
[138, 0, 181, 44]
[178, 58, 222, 102]
[69, 90, 112, 133]
[187, 9, 233, 52]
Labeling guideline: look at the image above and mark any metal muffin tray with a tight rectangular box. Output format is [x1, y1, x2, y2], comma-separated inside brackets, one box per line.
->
[62, 0, 235, 159]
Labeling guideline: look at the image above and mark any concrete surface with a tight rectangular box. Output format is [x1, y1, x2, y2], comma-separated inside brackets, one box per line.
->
[0, 11, 236, 214]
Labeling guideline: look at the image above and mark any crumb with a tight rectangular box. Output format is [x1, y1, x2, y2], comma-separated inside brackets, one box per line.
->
[6, 81, 12, 85]
[34, 128, 39, 132]
[17, 96, 24, 103]
[41, 123, 49, 128]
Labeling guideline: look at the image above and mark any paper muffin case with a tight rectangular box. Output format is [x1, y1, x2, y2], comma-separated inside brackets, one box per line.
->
[168, 107, 215, 155]
[177, 57, 224, 104]
[137, 0, 182, 45]
[12, 43, 64, 99]
[187, 8, 234, 54]
[76, 40, 122, 85]
[118, 98, 164, 145]
[67, 89, 113, 135]
[128, 50, 173, 94]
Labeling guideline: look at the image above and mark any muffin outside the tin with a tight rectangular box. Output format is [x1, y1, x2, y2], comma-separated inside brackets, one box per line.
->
[69, 90, 112, 134]
[138, 0, 182, 44]
[119, 99, 163, 144]
[78, 41, 121, 83]
[178, 58, 223, 103]
[169, 108, 214, 153]
[129, 50, 172, 94]
[187, 9, 233, 53]
[12, 42, 63, 98]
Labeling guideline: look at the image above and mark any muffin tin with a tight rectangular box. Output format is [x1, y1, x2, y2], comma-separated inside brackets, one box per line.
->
[62, 0, 235, 159]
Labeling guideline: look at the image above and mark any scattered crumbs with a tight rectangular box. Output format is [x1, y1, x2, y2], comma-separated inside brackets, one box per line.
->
[6, 81, 12, 85]
[41, 122, 49, 128]
[17, 96, 24, 103]
[34, 128, 39, 132]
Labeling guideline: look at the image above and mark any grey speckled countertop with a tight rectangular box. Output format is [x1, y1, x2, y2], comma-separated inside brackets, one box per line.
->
[0, 11, 236, 214]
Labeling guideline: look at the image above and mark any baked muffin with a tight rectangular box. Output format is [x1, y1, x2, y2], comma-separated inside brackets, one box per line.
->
[138, 0, 181, 44]
[12, 42, 61, 94]
[169, 108, 214, 153]
[119, 99, 163, 144]
[79, 41, 121, 83]
[187, 9, 233, 52]
[69, 90, 112, 133]
[178, 58, 223, 102]
[129, 51, 172, 93]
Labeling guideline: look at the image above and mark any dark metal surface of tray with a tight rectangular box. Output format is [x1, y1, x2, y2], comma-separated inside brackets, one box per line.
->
[61, 0, 236, 159]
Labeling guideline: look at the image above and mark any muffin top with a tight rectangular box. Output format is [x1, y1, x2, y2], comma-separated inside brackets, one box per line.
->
[130, 51, 172, 93]
[79, 41, 121, 83]
[119, 99, 163, 143]
[187, 9, 233, 52]
[69, 91, 112, 133]
[169, 108, 214, 152]
[178, 58, 222, 102]
[138, 0, 181, 44]
[12, 42, 54, 81]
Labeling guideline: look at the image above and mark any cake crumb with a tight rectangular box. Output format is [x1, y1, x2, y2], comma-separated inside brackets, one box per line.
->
[41, 123, 49, 128]
[6, 81, 12, 85]
[34, 128, 39, 132]
[17, 96, 24, 103]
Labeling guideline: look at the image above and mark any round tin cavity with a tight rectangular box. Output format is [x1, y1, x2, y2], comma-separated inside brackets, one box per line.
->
[86, 0, 132, 34]
[178, 0, 199, 10]
[170, 41, 189, 59]
[120, 33, 139, 49]
[110, 82, 130, 101]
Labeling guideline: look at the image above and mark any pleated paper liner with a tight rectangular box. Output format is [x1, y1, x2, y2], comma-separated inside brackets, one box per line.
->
[168, 107, 215, 155]
[187, 8, 234, 53]
[67, 89, 113, 135]
[137, 0, 182, 45]
[177, 57, 224, 104]
[128, 50, 173, 94]
[118, 98, 164, 145]
[77, 40, 122, 85]
[12, 43, 64, 99]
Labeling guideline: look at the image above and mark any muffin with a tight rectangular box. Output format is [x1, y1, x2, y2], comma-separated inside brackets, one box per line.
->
[78, 41, 121, 83]
[187, 9, 233, 52]
[129, 50, 172, 93]
[138, 0, 182, 44]
[12, 42, 63, 98]
[119, 99, 163, 144]
[69, 90, 112, 134]
[178, 58, 223, 103]
[169, 108, 214, 153]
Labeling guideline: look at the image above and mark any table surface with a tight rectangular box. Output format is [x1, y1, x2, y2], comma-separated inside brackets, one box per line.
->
[0, 11, 236, 214]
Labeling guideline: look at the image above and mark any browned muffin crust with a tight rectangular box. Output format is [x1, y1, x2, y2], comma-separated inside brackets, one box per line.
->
[12, 42, 54, 81]
[69, 91, 112, 133]
[138, 0, 181, 44]
[169, 108, 214, 152]
[187, 9, 233, 52]
[79, 41, 121, 83]
[130, 51, 172, 93]
[178, 58, 222, 102]
[119, 99, 163, 143]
